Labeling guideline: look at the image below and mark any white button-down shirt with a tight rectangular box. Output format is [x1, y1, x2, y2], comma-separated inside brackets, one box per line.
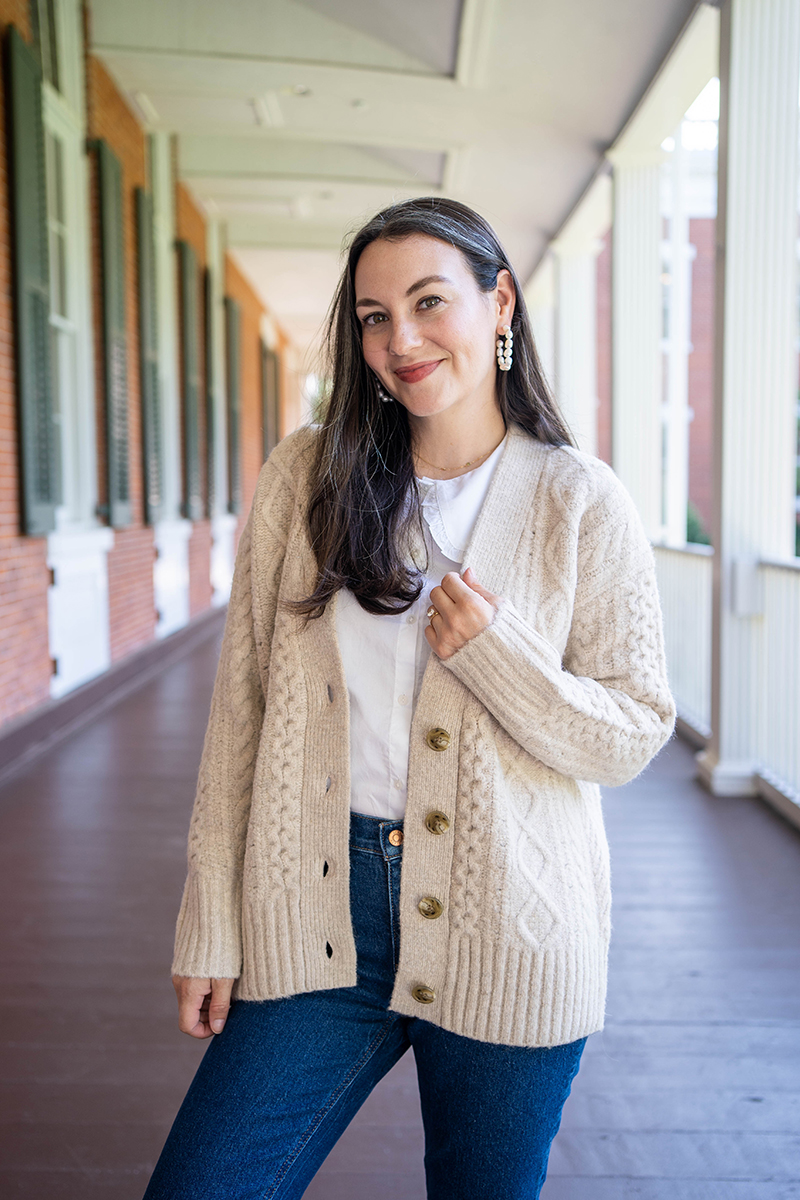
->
[336, 435, 507, 819]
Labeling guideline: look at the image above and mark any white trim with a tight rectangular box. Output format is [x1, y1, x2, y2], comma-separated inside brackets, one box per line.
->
[42, 18, 98, 533]
[206, 219, 230, 516]
[150, 132, 182, 522]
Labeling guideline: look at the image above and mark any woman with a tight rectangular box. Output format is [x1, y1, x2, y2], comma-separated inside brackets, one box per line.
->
[145, 198, 675, 1199]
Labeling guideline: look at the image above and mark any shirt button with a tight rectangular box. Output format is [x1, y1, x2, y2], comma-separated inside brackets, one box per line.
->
[406, 615, 416, 624]
[418, 896, 444, 919]
[398, 694, 408, 706]
[393, 778, 403, 789]
[388, 829, 404, 846]
[425, 810, 450, 834]
[426, 728, 451, 751]
[412, 985, 436, 1004]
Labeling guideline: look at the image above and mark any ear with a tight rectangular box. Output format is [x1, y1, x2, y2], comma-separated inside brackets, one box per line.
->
[495, 268, 516, 331]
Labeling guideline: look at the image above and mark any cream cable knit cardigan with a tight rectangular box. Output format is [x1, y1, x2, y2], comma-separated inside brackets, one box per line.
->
[172, 422, 675, 1048]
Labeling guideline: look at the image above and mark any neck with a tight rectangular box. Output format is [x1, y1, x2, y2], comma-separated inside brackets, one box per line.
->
[410, 397, 507, 480]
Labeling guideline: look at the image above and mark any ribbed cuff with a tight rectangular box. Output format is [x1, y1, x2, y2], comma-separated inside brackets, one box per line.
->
[171, 870, 243, 980]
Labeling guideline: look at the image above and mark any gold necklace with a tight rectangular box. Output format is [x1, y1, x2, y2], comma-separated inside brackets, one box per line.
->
[414, 437, 502, 475]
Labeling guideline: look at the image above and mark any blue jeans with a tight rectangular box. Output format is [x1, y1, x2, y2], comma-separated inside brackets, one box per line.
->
[144, 812, 585, 1199]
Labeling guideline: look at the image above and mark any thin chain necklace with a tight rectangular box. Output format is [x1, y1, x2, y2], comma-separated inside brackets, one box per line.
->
[414, 435, 504, 476]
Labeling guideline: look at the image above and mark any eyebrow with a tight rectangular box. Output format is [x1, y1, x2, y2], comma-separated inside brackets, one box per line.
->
[355, 274, 453, 309]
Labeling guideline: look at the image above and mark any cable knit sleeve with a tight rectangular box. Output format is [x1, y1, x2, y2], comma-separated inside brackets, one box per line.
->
[171, 435, 304, 980]
[443, 467, 676, 787]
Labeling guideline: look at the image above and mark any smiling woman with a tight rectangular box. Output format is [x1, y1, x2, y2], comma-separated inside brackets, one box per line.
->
[145, 197, 676, 1200]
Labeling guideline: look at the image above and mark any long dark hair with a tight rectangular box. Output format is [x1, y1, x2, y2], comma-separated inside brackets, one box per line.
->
[295, 197, 573, 618]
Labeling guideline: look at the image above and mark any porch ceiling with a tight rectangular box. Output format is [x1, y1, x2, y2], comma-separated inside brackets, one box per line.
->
[89, 0, 700, 354]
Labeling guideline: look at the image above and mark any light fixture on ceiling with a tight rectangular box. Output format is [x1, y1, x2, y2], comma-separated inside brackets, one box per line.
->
[280, 84, 312, 97]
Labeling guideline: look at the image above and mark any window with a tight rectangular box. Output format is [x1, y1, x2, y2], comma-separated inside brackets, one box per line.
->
[30, 0, 59, 91]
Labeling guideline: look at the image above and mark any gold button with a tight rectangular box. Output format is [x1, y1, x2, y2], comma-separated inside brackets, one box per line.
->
[425, 810, 450, 835]
[412, 984, 436, 1004]
[388, 829, 403, 846]
[418, 896, 443, 919]
[426, 727, 451, 752]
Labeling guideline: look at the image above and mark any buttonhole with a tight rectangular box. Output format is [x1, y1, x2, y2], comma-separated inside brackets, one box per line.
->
[325, 941, 333, 958]
[327, 683, 334, 703]
[325, 776, 332, 793]
[323, 860, 329, 877]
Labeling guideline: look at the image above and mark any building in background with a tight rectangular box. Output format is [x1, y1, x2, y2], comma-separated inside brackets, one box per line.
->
[1, 0, 799, 831]
[0, 0, 303, 731]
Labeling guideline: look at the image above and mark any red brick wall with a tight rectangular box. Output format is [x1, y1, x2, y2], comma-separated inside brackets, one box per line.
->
[176, 184, 212, 615]
[225, 257, 267, 541]
[86, 57, 156, 662]
[688, 217, 715, 538]
[596, 229, 612, 466]
[0, 3, 53, 725]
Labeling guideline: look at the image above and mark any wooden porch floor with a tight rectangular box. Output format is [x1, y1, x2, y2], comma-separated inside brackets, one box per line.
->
[0, 626, 798, 1198]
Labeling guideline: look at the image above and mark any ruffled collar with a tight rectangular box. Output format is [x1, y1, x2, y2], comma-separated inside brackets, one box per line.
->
[416, 435, 508, 561]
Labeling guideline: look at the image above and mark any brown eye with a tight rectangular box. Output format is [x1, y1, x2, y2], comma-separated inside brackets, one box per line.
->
[420, 296, 442, 310]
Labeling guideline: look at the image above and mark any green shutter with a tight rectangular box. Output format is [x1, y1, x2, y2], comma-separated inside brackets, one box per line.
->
[203, 268, 215, 516]
[135, 188, 163, 524]
[5, 25, 60, 536]
[261, 341, 280, 459]
[177, 241, 202, 520]
[224, 296, 241, 515]
[96, 139, 131, 528]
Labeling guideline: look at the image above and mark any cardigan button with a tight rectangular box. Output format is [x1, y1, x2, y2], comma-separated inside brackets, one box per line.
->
[412, 984, 436, 1004]
[426, 727, 451, 752]
[425, 810, 450, 835]
[418, 896, 444, 919]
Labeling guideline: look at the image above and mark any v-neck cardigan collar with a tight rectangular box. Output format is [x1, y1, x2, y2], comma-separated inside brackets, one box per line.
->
[172, 422, 676, 1048]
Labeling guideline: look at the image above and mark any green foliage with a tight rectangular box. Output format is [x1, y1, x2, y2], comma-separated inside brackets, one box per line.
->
[687, 502, 711, 546]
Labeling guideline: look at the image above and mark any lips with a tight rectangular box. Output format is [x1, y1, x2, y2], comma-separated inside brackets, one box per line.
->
[393, 360, 441, 384]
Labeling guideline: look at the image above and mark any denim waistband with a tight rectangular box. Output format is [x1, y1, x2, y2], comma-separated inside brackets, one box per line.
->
[349, 810, 404, 858]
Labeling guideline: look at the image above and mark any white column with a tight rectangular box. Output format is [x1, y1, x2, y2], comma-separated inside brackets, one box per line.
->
[608, 152, 664, 540]
[150, 133, 182, 522]
[150, 132, 191, 634]
[697, 0, 800, 796]
[551, 237, 602, 456]
[206, 218, 237, 605]
[524, 253, 556, 395]
[662, 128, 695, 547]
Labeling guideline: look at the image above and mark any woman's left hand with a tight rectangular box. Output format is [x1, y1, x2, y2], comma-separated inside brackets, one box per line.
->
[425, 567, 502, 660]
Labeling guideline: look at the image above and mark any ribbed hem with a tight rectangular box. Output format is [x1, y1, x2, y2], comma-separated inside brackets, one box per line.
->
[390, 933, 608, 1048]
[234, 888, 358, 1001]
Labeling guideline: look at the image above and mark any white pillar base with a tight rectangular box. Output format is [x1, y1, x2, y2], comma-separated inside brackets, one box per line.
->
[154, 518, 192, 637]
[47, 525, 114, 698]
[211, 513, 238, 606]
[695, 748, 757, 796]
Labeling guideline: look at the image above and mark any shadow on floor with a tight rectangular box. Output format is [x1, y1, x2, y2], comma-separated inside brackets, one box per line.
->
[0, 631, 798, 1198]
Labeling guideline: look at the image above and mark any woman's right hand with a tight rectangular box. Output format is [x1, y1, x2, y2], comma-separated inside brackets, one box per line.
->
[172, 975, 236, 1039]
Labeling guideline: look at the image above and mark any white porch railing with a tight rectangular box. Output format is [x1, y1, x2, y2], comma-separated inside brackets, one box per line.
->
[652, 546, 800, 810]
[757, 559, 800, 803]
[653, 544, 713, 737]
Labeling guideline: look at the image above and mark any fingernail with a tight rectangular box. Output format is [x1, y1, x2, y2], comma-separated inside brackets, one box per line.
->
[212, 1019, 225, 1032]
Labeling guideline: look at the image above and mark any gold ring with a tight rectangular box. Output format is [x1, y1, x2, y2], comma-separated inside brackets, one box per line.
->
[426, 605, 439, 621]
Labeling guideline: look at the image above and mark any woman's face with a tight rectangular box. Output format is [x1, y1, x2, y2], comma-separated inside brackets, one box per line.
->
[354, 233, 515, 423]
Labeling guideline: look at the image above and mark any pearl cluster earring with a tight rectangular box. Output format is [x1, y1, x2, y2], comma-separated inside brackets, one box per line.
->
[376, 378, 394, 403]
[496, 325, 513, 372]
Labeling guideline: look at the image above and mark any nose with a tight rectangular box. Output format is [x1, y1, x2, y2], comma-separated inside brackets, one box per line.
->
[388, 315, 423, 358]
